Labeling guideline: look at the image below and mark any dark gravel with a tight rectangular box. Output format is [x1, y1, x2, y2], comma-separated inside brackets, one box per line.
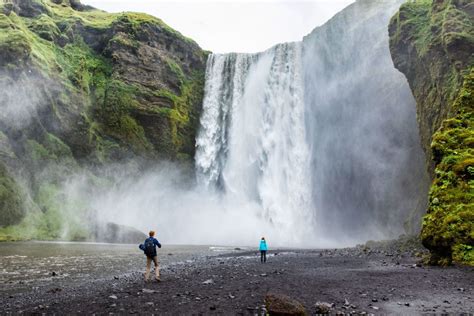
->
[2, 247, 473, 315]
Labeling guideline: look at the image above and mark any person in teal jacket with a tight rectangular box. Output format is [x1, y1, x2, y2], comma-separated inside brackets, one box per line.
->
[259, 237, 268, 263]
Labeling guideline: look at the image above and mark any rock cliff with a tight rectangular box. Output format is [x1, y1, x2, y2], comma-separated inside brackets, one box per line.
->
[390, 0, 473, 265]
[0, 0, 207, 240]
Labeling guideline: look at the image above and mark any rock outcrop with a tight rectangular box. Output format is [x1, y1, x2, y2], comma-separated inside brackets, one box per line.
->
[264, 293, 307, 316]
[389, 0, 473, 265]
[0, 0, 207, 240]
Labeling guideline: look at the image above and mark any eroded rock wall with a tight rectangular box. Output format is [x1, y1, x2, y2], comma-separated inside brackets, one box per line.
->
[0, 0, 207, 240]
[389, 0, 473, 265]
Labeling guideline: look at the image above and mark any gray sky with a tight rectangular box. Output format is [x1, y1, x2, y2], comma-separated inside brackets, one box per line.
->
[81, 0, 355, 53]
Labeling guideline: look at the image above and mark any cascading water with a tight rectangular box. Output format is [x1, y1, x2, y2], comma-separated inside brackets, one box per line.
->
[195, 0, 428, 245]
[196, 43, 315, 243]
[92, 0, 427, 247]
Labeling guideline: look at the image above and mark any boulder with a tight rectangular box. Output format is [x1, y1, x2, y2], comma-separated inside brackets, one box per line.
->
[265, 293, 307, 316]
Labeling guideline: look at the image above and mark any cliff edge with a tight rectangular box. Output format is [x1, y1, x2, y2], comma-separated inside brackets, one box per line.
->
[389, 0, 473, 265]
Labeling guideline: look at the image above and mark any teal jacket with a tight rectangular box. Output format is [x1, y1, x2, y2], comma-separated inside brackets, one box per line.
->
[259, 240, 268, 251]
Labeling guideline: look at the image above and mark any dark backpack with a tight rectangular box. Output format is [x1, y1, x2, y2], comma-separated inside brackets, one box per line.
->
[144, 238, 156, 257]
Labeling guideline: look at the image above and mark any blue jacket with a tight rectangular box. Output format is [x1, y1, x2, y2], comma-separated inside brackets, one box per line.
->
[259, 240, 268, 251]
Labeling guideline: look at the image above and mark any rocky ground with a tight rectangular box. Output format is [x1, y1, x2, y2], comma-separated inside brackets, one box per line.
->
[1, 245, 473, 315]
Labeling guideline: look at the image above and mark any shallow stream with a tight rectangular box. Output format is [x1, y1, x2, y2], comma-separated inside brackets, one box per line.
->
[0, 241, 240, 295]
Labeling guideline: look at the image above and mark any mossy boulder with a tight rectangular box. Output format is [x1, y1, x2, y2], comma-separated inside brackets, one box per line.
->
[390, 0, 474, 266]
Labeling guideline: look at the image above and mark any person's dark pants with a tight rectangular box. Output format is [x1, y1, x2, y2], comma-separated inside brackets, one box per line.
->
[260, 250, 267, 263]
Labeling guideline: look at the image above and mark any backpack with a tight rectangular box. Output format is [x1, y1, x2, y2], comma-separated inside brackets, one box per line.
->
[144, 238, 156, 257]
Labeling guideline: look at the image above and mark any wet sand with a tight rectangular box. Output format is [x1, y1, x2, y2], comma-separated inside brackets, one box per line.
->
[1, 245, 473, 315]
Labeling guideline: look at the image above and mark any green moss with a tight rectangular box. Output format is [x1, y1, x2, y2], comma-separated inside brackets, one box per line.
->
[109, 32, 139, 50]
[26, 139, 57, 161]
[394, 0, 474, 58]
[421, 68, 474, 266]
[165, 57, 185, 83]
[25, 133, 76, 165]
[34, 184, 63, 238]
[56, 39, 112, 95]
[97, 80, 152, 153]
[0, 0, 206, 242]
[0, 16, 32, 67]
[28, 13, 60, 41]
[0, 164, 25, 227]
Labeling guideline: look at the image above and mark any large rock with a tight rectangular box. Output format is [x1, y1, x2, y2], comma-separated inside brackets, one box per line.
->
[265, 293, 307, 316]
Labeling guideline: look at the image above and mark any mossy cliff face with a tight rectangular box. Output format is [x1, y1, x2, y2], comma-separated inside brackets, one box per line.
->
[389, 0, 473, 266]
[0, 0, 207, 239]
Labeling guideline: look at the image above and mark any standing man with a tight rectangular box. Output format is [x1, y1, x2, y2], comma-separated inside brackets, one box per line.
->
[259, 237, 268, 263]
[142, 230, 162, 282]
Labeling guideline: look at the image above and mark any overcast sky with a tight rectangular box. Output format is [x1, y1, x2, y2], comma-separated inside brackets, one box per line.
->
[81, 0, 355, 53]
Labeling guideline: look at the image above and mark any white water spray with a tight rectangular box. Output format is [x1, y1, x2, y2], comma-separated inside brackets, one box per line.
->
[196, 43, 314, 243]
[66, 0, 427, 248]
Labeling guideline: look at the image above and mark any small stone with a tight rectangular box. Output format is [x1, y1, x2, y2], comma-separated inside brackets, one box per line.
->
[405, 303, 410, 307]
[142, 289, 155, 294]
[372, 299, 378, 303]
[48, 288, 62, 294]
[202, 279, 214, 285]
[109, 295, 118, 300]
[260, 273, 268, 277]
[51, 272, 57, 277]
[315, 302, 332, 314]
[228, 294, 236, 299]
[114, 276, 119, 280]
[146, 302, 154, 306]
[371, 306, 379, 310]
[210, 305, 217, 310]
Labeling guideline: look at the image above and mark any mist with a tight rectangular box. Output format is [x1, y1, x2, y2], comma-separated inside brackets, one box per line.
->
[1, 0, 429, 249]
[0, 73, 49, 130]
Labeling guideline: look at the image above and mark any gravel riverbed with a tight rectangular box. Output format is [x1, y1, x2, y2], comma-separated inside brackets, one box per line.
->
[1, 245, 473, 315]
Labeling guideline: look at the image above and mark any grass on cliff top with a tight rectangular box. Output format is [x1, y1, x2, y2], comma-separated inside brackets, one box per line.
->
[393, 0, 474, 58]
[42, 0, 197, 44]
[422, 68, 474, 266]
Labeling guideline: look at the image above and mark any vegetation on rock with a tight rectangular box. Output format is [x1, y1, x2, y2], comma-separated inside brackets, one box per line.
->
[390, 0, 473, 266]
[0, 0, 207, 241]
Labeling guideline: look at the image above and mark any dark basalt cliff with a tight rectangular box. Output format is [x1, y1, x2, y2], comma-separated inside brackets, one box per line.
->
[0, 0, 207, 240]
[390, 0, 473, 265]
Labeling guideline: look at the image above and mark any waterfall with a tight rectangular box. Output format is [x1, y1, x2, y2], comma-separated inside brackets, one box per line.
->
[195, 0, 428, 245]
[196, 43, 315, 241]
